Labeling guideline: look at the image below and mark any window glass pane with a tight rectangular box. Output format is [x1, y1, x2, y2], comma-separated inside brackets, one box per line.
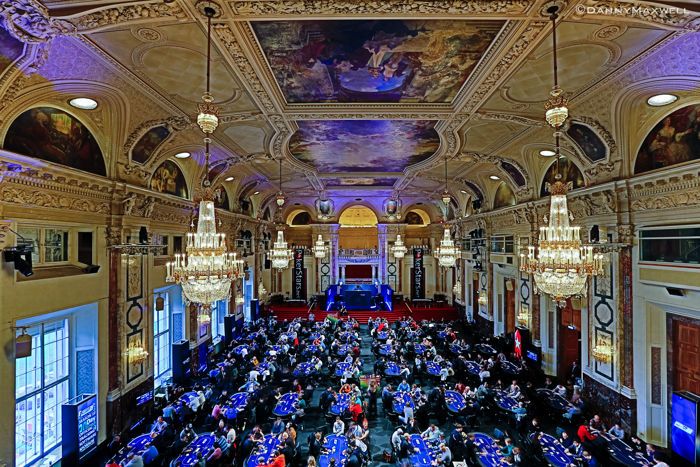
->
[640, 227, 700, 238]
[17, 228, 40, 258]
[43, 229, 69, 263]
[16, 394, 42, 466]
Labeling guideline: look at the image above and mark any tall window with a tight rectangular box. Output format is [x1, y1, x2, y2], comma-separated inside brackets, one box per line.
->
[15, 320, 70, 467]
[212, 300, 228, 338]
[154, 294, 171, 388]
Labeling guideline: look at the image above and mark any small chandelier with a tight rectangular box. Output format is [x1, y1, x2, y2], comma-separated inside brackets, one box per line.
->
[543, 7, 569, 129]
[258, 282, 268, 300]
[166, 6, 242, 307]
[125, 342, 149, 364]
[592, 341, 613, 364]
[269, 230, 293, 269]
[197, 309, 212, 326]
[275, 158, 286, 207]
[517, 307, 529, 327]
[391, 235, 407, 259]
[235, 293, 245, 305]
[478, 293, 488, 306]
[312, 234, 327, 258]
[435, 227, 459, 268]
[452, 279, 462, 297]
[520, 5, 603, 307]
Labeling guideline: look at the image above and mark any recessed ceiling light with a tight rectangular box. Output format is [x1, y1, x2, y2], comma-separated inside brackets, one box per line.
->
[253, 191, 259, 195]
[489, 175, 500, 180]
[294, 202, 301, 206]
[174, 152, 191, 159]
[355, 198, 362, 201]
[539, 149, 557, 157]
[68, 97, 98, 110]
[647, 94, 678, 107]
[460, 190, 467, 194]
[225, 176, 235, 181]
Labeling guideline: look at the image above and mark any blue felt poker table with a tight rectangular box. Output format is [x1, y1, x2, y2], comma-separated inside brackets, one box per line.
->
[222, 392, 249, 420]
[113, 433, 153, 465]
[472, 432, 506, 467]
[392, 391, 414, 414]
[293, 361, 316, 377]
[335, 362, 352, 377]
[493, 389, 519, 412]
[329, 393, 351, 416]
[384, 362, 401, 376]
[409, 434, 439, 467]
[174, 433, 217, 466]
[319, 434, 348, 467]
[273, 392, 299, 417]
[444, 390, 467, 413]
[529, 432, 577, 467]
[246, 434, 280, 467]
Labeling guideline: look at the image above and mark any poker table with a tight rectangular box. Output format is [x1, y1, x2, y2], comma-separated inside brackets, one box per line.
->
[406, 329, 422, 340]
[222, 392, 249, 420]
[279, 332, 295, 341]
[273, 392, 300, 417]
[267, 345, 283, 356]
[303, 344, 322, 355]
[233, 345, 251, 356]
[378, 344, 393, 356]
[384, 362, 401, 376]
[409, 434, 438, 467]
[472, 432, 505, 467]
[445, 390, 467, 413]
[377, 331, 389, 341]
[339, 331, 356, 342]
[114, 433, 153, 465]
[475, 343, 498, 356]
[246, 332, 259, 341]
[175, 433, 217, 466]
[450, 343, 468, 355]
[293, 362, 316, 377]
[335, 362, 352, 377]
[536, 389, 576, 414]
[392, 391, 414, 414]
[208, 368, 221, 379]
[246, 434, 280, 467]
[256, 362, 270, 374]
[413, 344, 427, 355]
[330, 393, 351, 416]
[310, 332, 322, 341]
[493, 389, 519, 412]
[437, 330, 448, 339]
[464, 360, 481, 376]
[596, 431, 653, 466]
[336, 344, 352, 356]
[425, 361, 445, 377]
[528, 433, 576, 467]
[319, 434, 348, 467]
[500, 361, 522, 375]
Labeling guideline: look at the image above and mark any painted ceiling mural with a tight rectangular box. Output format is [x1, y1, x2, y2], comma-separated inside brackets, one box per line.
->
[252, 20, 503, 103]
[131, 125, 170, 164]
[635, 104, 700, 174]
[540, 157, 585, 196]
[0, 26, 24, 75]
[324, 177, 397, 187]
[567, 122, 607, 163]
[150, 160, 188, 199]
[289, 120, 440, 173]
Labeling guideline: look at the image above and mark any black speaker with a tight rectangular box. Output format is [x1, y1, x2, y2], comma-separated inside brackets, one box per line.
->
[138, 226, 148, 244]
[171, 340, 190, 384]
[83, 264, 100, 274]
[4, 246, 33, 277]
[224, 315, 236, 345]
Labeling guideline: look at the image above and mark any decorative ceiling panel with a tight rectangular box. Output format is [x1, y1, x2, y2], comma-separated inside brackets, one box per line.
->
[288, 120, 440, 173]
[251, 19, 504, 104]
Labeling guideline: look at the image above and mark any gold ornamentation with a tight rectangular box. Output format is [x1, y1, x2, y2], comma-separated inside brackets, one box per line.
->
[0, 0, 75, 43]
[66, 2, 188, 33]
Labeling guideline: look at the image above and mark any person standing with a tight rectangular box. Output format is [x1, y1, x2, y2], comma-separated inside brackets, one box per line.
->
[367, 382, 378, 417]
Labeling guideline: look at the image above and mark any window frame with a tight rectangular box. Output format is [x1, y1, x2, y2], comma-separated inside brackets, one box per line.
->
[153, 294, 171, 389]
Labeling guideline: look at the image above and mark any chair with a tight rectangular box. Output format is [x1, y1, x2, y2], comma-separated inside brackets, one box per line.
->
[493, 428, 506, 440]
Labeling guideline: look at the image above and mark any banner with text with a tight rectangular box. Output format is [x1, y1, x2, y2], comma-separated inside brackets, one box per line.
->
[412, 248, 425, 299]
[292, 248, 306, 300]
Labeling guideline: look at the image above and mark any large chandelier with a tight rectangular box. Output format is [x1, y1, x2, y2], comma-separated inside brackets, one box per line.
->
[165, 5, 242, 307]
[519, 6, 603, 307]
[435, 228, 459, 268]
[269, 231, 293, 269]
[391, 234, 407, 259]
[312, 234, 327, 258]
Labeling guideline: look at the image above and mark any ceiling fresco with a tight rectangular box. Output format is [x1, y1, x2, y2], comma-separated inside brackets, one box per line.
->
[288, 120, 440, 173]
[251, 20, 503, 104]
[324, 177, 397, 187]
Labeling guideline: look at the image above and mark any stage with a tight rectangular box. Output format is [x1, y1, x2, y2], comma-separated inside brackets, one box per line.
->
[324, 283, 393, 312]
[267, 301, 460, 324]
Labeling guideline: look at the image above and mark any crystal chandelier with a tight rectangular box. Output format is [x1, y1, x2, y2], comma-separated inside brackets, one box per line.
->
[592, 341, 613, 364]
[312, 234, 327, 258]
[125, 342, 149, 364]
[269, 230, 293, 269]
[197, 312, 212, 326]
[391, 234, 407, 259]
[235, 292, 245, 305]
[520, 6, 604, 307]
[452, 279, 462, 297]
[165, 5, 243, 307]
[435, 227, 459, 268]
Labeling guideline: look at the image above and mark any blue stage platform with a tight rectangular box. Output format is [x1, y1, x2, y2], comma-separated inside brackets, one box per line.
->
[324, 283, 393, 312]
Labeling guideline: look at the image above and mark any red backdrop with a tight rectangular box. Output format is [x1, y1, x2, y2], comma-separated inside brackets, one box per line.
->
[345, 264, 372, 279]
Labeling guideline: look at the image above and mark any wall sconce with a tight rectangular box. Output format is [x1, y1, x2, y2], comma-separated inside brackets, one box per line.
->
[125, 342, 149, 364]
[517, 304, 530, 327]
[452, 280, 462, 297]
[478, 293, 488, 306]
[197, 309, 212, 326]
[235, 294, 245, 305]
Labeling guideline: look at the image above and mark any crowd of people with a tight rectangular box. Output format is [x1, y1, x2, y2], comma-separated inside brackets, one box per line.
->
[102, 313, 670, 467]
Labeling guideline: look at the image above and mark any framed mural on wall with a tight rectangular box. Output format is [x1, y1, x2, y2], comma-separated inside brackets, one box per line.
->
[212, 185, 230, 210]
[567, 121, 608, 162]
[131, 125, 171, 164]
[634, 104, 700, 174]
[540, 157, 584, 196]
[150, 160, 188, 199]
[3, 107, 106, 175]
[493, 182, 516, 209]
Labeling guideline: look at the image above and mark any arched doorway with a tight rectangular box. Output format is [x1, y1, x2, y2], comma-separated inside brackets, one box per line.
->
[338, 205, 378, 282]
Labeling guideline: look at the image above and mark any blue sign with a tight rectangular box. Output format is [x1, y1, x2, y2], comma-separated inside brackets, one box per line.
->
[136, 389, 154, 406]
[672, 392, 698, 464]
[526, 350, 539, 362]
[62, 393, 98, 464]
[77, 395, 98, 458]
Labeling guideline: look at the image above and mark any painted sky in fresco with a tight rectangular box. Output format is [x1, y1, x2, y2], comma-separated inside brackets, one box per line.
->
[324, 177, 397, 187]
[252, 20, 503, 103]
[289, 120, 440, 173]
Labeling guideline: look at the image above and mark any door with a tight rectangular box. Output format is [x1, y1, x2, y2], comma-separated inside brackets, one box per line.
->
[674, 320, 700, 394]
[558, 299, 581, 380]
[505, 278, 516, 333]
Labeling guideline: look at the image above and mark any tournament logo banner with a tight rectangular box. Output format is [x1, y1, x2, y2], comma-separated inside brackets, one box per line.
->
[412, 248, 425, 299]
[292, 248, 306, 299]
